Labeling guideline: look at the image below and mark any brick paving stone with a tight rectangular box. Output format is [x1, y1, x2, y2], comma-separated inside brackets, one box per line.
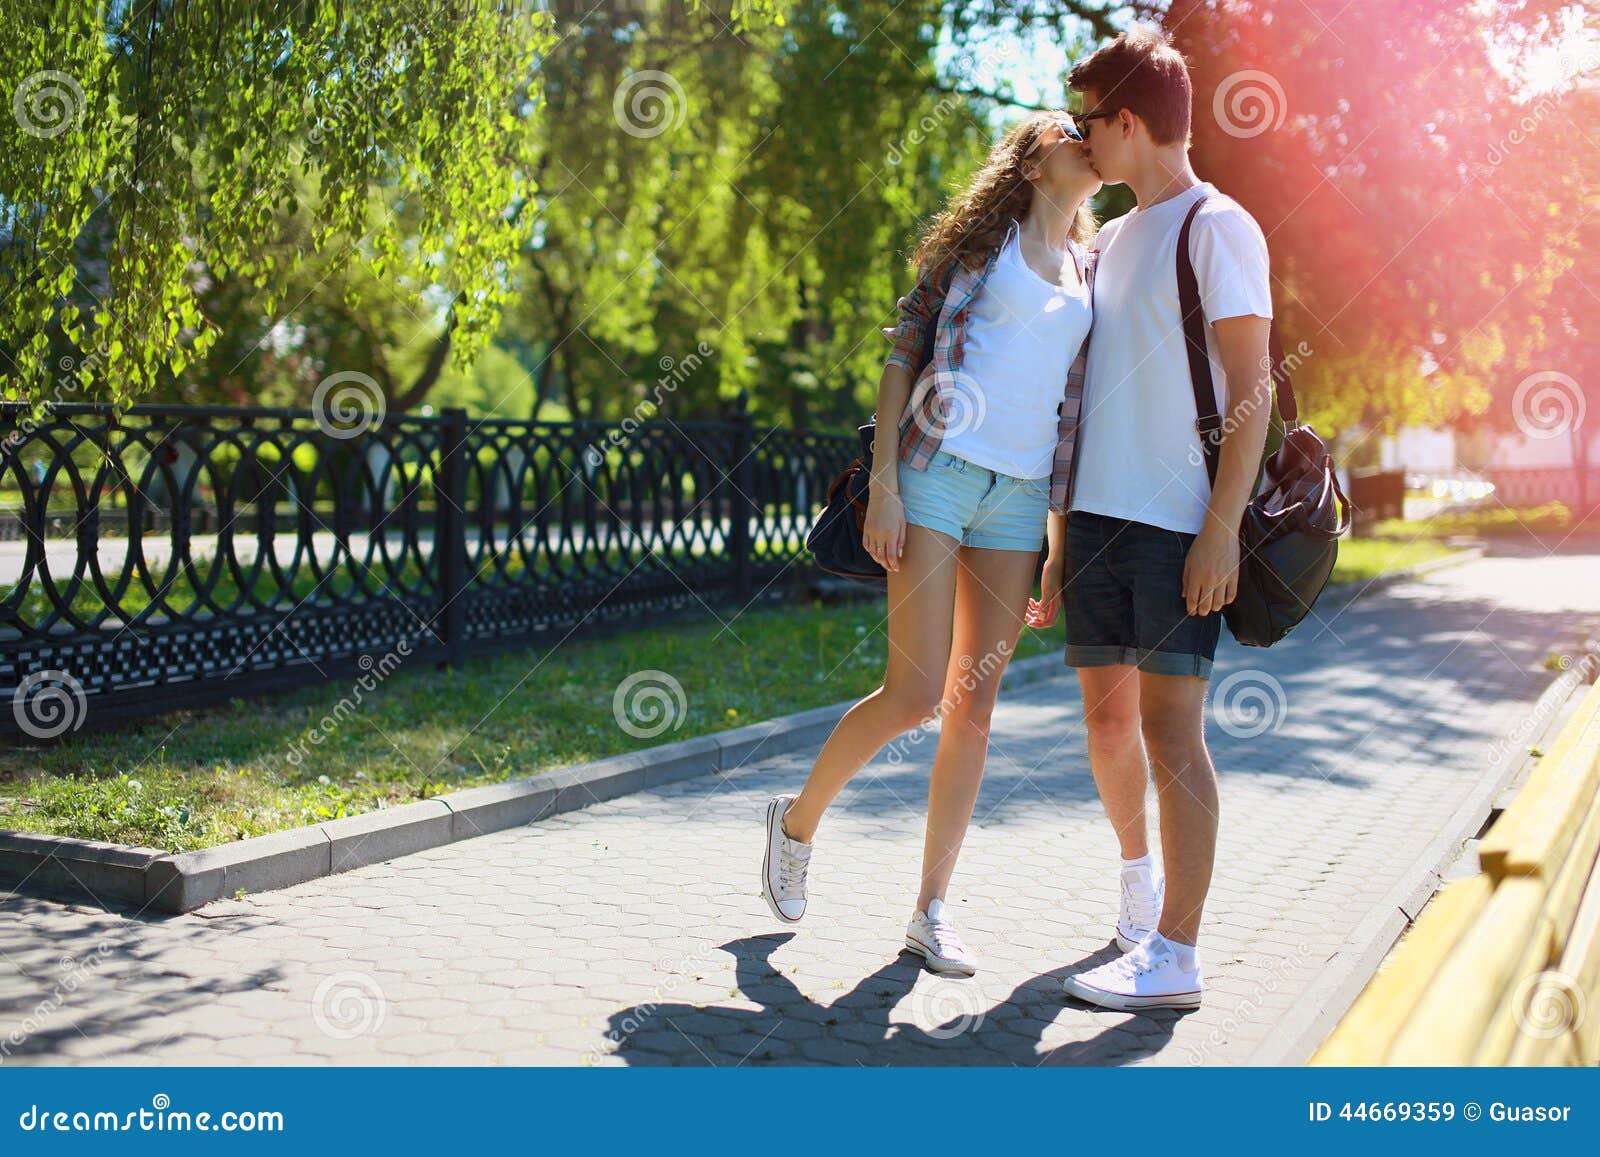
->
[1, 549, 1597, 1066]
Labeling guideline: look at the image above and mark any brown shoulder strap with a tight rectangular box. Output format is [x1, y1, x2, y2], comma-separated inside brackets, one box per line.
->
[1176, 196, 1297, 489]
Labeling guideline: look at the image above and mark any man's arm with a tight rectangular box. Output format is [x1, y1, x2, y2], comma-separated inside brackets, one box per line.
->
[1183, 314, 1272, 616]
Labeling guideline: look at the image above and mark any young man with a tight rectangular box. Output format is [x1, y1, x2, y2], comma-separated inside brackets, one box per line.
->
[1028, 24, 1274, 1011]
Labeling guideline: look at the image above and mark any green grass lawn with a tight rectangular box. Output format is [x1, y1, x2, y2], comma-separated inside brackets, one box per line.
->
[1, 525, 1474, 852]
[1326, 536, 1456, 585]
[1375, 501, 1575, 540]
[0, 591, 1063, 852]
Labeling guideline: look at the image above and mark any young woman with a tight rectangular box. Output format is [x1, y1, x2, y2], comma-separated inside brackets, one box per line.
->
[760, 112, 1101, 976]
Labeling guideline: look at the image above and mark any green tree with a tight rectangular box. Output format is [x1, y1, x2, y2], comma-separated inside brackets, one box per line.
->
[507, 0, 1128, 430]
[1, 1, 555, 408]
[1169, 0, 1595, 443]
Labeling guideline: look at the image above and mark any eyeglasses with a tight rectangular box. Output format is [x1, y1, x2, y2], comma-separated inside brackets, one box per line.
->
[1073, 108, 1117, 134]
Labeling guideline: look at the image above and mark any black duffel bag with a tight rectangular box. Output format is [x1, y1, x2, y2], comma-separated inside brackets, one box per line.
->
[806, 262, 949, 585]
[1176, 196, 1351, 647]
[1224, 423, 1352, 645]
[804, 419, 888, 585]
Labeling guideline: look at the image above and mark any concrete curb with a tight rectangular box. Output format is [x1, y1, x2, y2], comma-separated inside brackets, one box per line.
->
[2, 651, 1073, 915]
[0, 832, 166, 907]
[1246, 649, 1591, 1065]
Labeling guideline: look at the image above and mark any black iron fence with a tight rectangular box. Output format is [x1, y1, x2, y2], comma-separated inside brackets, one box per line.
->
[0, 400, 856, 738]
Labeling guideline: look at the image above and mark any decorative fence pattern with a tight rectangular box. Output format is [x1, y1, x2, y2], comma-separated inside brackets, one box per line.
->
[1484, 465, 1600, 514]
[0, 402, 856, 738]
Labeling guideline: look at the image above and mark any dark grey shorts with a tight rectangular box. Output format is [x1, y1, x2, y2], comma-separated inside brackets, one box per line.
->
[1062, 510, 1222, 679]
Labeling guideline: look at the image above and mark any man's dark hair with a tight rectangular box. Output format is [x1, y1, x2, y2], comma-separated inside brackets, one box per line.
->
[1068, 23, 1192, 147]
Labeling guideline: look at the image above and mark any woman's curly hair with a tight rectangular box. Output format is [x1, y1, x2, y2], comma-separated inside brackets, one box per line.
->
[910, 111, 1098, 276]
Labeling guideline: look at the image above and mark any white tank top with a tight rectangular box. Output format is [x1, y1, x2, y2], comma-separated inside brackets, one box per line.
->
[938, 224, 1092, 479]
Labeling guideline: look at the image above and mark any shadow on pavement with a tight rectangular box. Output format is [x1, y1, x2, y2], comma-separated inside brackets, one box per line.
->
[0, 892, 282, 1062]
[596, 933, 1185, 1067]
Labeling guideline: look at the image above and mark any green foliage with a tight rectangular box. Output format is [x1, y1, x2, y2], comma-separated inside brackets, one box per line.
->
[3, 1, 1146, 426]
[1170, 0, 1596, 436]
[516, 0, 1007, 428]
[1, 2, 556, 408]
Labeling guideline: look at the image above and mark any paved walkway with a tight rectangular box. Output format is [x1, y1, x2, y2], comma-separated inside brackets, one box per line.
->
[3, 547, 1598, 1066]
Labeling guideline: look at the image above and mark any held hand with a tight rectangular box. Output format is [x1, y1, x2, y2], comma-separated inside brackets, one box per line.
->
[863, 489, 906, 573]
[1182, 524, 1240, 617]
[1026, 556, 1065, 627]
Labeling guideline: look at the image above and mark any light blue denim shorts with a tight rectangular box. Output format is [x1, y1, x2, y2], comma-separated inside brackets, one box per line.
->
[897, 448, 1050, 552]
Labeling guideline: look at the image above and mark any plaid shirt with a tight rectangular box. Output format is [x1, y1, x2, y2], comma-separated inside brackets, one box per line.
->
[880, 221, 1094, 516]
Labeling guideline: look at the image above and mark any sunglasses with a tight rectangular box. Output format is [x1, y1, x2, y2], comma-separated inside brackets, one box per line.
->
[1024, 117, 1083, 157]
[1073, 108, 1117, 133]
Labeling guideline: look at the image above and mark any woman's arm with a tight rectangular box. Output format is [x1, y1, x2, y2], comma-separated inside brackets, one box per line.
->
[1032, 315, 1088, 628]
[862, 357, 914, 574]
[881, 259, 949, 379]
[862, 260, 950, 572]
[1027, 509, 1068, 628]
[869, 360, 914, 497]
[1044, 509, 1066, 563]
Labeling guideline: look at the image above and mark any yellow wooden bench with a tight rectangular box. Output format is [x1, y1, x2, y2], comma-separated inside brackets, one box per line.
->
[1312, 677, 1600, 1065]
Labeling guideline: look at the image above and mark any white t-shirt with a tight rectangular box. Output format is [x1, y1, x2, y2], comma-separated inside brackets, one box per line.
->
[939, 223, 1093, 480]
[1068, 182, 1272, 533]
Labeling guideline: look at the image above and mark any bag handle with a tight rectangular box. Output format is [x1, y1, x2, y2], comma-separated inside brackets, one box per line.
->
[1175, 195, 1298, 489]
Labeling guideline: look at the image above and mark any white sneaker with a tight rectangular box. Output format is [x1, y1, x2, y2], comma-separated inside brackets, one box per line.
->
[904, 898, 978, 977]
[1116, 862, 1164, 952]
[761, 794, 811, 923]
[1063, 932, 1203, 1011]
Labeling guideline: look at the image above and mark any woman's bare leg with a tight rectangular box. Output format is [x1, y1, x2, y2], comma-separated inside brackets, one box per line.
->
[916, 544, 1040, 910]
[782, 523, 961, 843]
